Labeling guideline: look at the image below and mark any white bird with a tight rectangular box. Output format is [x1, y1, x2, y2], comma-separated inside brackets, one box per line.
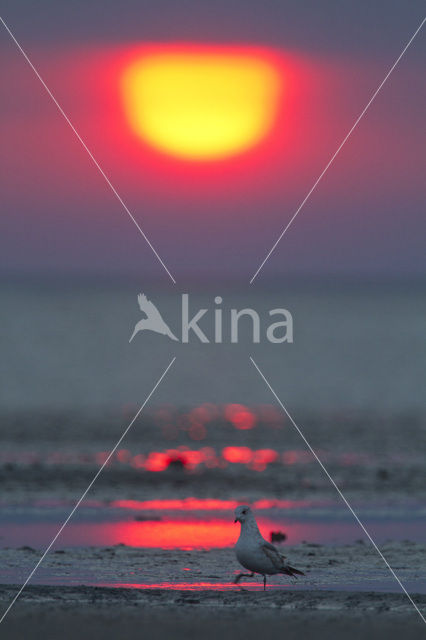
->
[129, 293, 179, 342]
[233, 505, 304, 590]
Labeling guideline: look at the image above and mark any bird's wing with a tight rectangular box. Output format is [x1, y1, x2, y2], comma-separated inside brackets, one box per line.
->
[263, 540, 287, 559]
[137, 294, 163, 322]
[261, 543, 287, 570]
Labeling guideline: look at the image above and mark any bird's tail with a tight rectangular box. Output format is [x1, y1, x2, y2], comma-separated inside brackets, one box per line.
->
[281, 565, 305, 577]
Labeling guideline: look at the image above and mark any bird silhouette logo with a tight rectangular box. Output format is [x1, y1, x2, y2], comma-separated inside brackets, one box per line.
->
[129, 293, 179, 343]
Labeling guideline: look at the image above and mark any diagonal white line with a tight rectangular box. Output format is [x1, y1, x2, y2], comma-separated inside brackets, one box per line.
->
[0, 16, 176, 284]
[249, 15, 426, 284]
[250, 356, 426, 624]
[0, 357, 176, 625]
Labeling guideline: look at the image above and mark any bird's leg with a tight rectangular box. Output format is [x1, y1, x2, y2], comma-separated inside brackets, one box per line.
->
[263, 575, 267, 590]
[233, 572, 255, 584]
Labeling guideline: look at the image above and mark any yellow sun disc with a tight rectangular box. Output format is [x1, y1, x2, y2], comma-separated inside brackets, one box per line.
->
[121, 49, 282, 160]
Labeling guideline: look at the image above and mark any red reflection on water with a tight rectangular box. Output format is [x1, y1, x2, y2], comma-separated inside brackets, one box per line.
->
[2, 444, 376, 472]
[188, 423, 207, 440]
[144, 452, 170, 472]
[3, 517, 421, 550]
[131, 453, 146, 469]
[133, 447, 220, 472]
[191, 404, 219, 421]
[112, 517, 307, 549]
[224, 404, 257, 430]
[113, 519, 239, 548]
[184, 406, 211, 441]
[282, 450, 314, 465]
[222, 446, 253, 464]
[250, 449, 279, 471]
[221, 447, 278, 470]
[96, 582, 282, 591]
[0, 520, 242, 549]
[256, 405, 284, 427]
[113, 498, 239, 510]
[116, 517, 308, 549]
[198, 447, 220, 468]
[116, 449, 132, 463]
[110, 498, 310, 511]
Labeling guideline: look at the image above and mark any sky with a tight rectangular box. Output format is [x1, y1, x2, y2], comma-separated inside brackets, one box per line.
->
[0, 1, 425, 283]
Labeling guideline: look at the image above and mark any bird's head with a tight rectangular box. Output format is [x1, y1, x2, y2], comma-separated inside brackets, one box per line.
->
[234, 505, 252, 524]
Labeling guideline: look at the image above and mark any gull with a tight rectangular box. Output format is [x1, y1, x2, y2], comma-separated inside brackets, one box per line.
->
[129, 293, 179, 342]
[233, 505, 304, 590]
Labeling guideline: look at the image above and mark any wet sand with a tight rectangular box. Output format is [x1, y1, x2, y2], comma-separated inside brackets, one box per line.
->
[0, 585, 425, 640]
[2, 543, 425, 594]
[1, 543, 425, 638]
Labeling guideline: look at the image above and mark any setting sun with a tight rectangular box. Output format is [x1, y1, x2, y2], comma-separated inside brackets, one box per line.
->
[121, 47, 283, 160]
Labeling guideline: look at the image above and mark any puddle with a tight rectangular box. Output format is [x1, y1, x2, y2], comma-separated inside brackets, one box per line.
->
[1, 499, 424, 594]
[94, 580, 426, 594]
[0, 499, 424, 549]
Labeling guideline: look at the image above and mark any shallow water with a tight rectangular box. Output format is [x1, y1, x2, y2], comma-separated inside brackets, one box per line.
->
[1, 537, 425, 594]
[1, 281, 426, 412]
[93, 581, 426, 594]
[1, 499, 425, 594]
[1, 498, 424, 549]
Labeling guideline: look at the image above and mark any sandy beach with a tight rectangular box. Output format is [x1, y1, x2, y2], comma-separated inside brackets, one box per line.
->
[1, 585, 425, 640]
[1, 532, 425, 638]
